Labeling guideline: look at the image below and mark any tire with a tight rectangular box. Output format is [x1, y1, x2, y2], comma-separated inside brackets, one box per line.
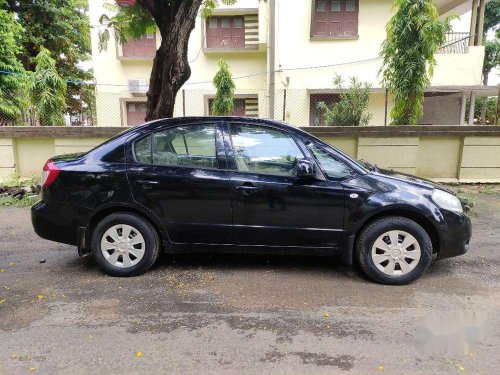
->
[91, 212, 160, 277]
[355, 216, 432, 285]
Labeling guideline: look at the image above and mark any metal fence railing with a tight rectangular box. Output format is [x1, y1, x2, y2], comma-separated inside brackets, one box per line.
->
[438, 32, 471, 54]
[1, 87, 498, 127]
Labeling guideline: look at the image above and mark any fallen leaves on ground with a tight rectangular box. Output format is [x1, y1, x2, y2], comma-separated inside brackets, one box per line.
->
[323, 312, 330, 318]
[378, 364, 385, 371]
[456, 364, 465, 371]
[136, 351, 142, 358]
[0, 299, 5, 304]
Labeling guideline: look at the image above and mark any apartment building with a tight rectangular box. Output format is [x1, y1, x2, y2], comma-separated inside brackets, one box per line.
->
[88, 0, 486, 127]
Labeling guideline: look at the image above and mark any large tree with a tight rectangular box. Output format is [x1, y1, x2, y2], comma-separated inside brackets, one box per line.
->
[2, 0, 93, 117]
[99, 0, 235, 120]
[380, 0, 452, 125]
[479, 0, 500, 124]
[0, 0, 27, 125]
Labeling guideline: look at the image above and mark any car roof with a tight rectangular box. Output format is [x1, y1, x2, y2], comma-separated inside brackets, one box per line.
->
[138, 116, 296, 133]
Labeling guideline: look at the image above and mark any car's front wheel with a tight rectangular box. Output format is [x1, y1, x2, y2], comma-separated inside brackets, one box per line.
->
[91, 212, 160, 277]
[356, 216, 432, 285]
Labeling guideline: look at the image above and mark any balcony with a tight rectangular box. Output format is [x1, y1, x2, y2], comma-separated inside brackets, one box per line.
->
[432, 32, 484, 87]
[437, 32, 471, 54]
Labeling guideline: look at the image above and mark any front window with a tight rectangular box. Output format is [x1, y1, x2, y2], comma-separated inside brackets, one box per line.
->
[206, 16, 245, 49]
[306, 142, 353, 179]
[134, 124, 217, 169]
[208, 97, 258, 117]
[229, 124, 304, 176]
[311, 0, 359, 37]
[121, 33, 157, 57]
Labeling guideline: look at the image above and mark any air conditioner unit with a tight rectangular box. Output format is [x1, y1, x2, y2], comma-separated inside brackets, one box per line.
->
[128, 79, 149, 95]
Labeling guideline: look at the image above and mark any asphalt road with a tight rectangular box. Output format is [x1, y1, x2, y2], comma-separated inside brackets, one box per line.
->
[1, 192, 499, 374]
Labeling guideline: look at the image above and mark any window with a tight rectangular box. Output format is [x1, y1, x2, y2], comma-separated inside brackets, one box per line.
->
[312, 0, 359, 37]
[208, 97, 258, 117]
[316, 0, 326, 11]
[233, 18, 243, 28]
[126, 101, 147, 127]
[134, 124, 217, 169]
[229, 124, 303, 176]
[209, 18, 218, 28]
[121, 33, 157, 57]
[310, 94, 339, 126]
[206, 16, 245, 49]
[306, 143, 352, 179]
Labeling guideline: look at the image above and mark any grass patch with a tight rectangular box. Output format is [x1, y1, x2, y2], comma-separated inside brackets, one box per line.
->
[0, 195, 39, 208]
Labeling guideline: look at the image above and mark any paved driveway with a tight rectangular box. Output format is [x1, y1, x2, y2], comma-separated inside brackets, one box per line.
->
[0, 192, 499, 374]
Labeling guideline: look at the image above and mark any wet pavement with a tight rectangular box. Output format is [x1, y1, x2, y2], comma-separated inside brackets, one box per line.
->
[0, 192, 499, 374]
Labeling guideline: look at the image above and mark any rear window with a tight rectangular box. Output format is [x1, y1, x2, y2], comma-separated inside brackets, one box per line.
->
[133, 124, 217, 169]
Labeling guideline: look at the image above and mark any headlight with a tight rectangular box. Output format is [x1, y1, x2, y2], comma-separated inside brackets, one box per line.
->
[432, 189, 463, 213]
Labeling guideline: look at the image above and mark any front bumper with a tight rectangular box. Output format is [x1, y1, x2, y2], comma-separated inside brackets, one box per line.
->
[437, 211, 472, 260]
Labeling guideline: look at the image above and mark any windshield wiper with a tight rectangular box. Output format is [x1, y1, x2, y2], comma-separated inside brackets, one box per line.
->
[359, 159, 379, 172]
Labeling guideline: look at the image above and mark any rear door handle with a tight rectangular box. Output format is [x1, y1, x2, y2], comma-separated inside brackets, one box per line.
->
[135, 180, 159, 189]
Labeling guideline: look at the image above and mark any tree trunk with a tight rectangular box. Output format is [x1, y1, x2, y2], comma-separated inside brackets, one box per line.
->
[145, 0, 203, 121]
[480, 69, 489, 125]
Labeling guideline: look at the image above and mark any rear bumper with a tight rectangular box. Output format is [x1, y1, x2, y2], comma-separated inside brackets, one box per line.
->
[31, 200, 89, 247]
[437, 211, 472, 260]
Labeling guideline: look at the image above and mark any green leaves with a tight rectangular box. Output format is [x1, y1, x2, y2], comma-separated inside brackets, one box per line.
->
[380, 0, 450, 125]
[319, 74, 372, 127]
[212, 59, 235, 116]
[28, 48, 67, 126]
[0, 2, 28, 125]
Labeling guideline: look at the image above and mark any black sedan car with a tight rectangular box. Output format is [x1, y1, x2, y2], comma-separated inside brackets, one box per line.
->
[32, 117, 471, 284]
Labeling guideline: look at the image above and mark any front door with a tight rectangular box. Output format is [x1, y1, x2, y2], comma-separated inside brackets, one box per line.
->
[224, 122, 346, 249]
[127, 122, 232, 244]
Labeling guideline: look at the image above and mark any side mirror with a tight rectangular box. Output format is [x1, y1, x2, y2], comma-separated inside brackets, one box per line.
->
[297, 158, 316, 179]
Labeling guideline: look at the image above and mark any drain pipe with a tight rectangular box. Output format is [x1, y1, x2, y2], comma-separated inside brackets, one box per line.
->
[268, 0, 276, 119]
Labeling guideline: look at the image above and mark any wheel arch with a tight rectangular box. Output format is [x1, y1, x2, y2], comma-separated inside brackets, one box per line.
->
[350, 208, 441, 265]
[80, 204, 169, 256]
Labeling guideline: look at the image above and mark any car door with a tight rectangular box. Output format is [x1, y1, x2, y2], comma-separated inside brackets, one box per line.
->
[223, 121, 347, 249]
[126, 122, 232, 244]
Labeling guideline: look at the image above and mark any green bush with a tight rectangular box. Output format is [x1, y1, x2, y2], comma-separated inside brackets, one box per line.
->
[318, 75, 372, 127]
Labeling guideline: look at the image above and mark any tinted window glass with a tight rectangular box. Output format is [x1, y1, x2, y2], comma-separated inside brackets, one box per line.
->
[307, 143, 352, 179]
[135, 135, 152, 164]
[102, 144, 125, 163]
[229, 124, 303, 176]
[152, 124, 216, 169]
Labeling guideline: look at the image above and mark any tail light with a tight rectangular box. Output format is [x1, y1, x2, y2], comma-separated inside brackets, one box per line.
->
[41, 160, 60, 188]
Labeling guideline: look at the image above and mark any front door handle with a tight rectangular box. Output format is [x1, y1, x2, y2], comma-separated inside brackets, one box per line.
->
[235, 184, 259, 195]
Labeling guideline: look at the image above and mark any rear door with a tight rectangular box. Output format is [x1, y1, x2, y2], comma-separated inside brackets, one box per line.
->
[126, 122, 232, 244]
[223, 121, 346, 249]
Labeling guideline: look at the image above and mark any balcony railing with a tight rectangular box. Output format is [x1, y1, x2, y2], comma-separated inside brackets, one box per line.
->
[438, 32, 471, 54]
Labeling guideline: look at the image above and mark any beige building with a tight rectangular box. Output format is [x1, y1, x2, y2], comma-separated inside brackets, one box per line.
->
[88, 0, 486, 127]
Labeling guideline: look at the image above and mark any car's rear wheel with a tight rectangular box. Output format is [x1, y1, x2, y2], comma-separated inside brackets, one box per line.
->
[355, 216, 432, 285]
[91, 212, 160, 277]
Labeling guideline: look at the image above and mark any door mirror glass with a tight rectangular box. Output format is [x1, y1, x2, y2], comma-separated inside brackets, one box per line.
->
[297, 158, 316, 179]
